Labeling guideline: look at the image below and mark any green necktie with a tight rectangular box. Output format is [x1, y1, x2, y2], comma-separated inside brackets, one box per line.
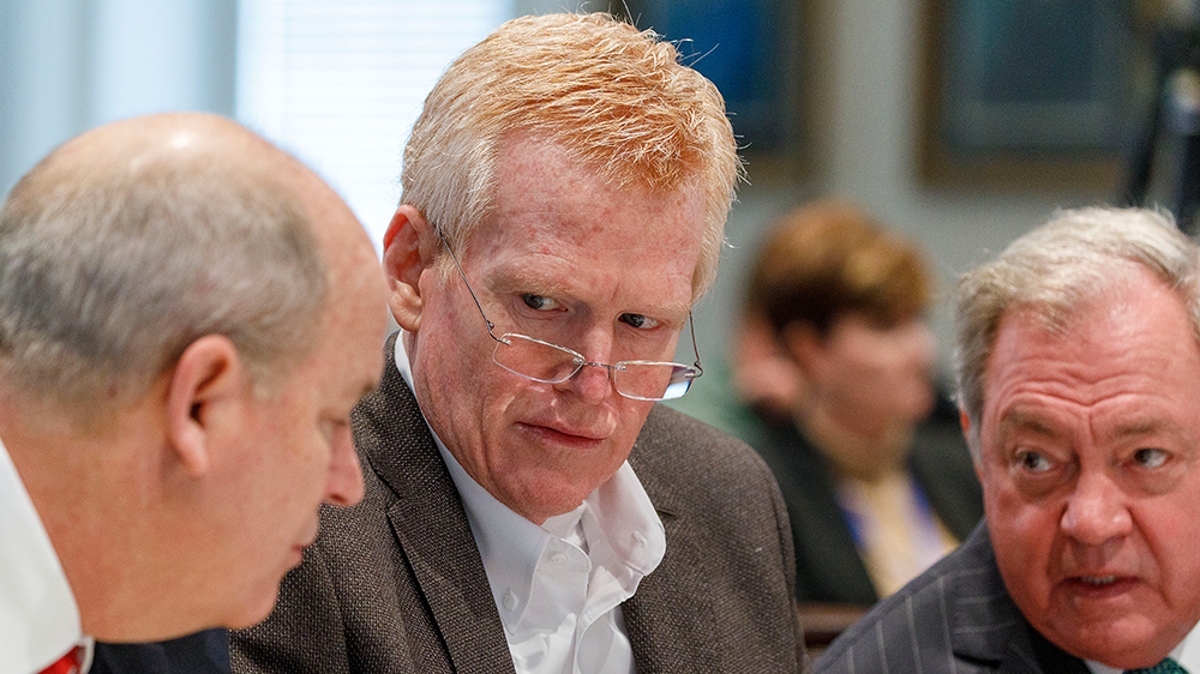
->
[1125, 658, 1188, 674]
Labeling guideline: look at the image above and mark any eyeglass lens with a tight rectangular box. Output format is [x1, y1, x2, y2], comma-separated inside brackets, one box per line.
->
[491, 333, 696, 401]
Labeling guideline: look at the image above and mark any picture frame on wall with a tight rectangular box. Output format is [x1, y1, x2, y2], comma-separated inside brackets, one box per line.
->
[918, 0, 1142, 192]
[621, 0, 810, 182]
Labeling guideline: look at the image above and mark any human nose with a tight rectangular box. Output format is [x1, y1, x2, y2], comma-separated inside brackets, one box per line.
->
[324, 424, 365, 507]
[1060, 470, 1132, 546]
[558, 331, 617, 403]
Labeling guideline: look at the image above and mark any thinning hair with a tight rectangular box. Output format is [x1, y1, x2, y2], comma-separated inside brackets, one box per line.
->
[400, 11, 741, 300]
[0, 132, 328, 423]
[747, 199, 933, 339]
[953, 206, 1200, 458]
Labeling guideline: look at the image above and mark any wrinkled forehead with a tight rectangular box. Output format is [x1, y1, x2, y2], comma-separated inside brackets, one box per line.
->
[982, 271, 1197, 408]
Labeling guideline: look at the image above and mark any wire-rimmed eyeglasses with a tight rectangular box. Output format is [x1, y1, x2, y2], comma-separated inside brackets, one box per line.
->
[435, 228, 703, 401]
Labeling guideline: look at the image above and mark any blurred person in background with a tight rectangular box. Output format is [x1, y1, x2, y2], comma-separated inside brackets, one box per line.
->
[676, 199, 982, 608]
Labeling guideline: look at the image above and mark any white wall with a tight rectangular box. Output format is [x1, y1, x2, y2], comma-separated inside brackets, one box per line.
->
[0, 0, 236, 196]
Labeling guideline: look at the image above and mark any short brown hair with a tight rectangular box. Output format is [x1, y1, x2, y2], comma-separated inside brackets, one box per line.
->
[747, 199, 932, 338]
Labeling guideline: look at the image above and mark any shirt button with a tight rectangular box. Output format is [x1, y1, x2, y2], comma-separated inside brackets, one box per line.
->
[631, 531, 647, 548]
[503, 590, 517, 611]
[551, 552, 568, 566]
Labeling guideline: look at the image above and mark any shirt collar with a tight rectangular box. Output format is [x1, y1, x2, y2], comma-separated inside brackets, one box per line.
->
[0, 434, 85, 673]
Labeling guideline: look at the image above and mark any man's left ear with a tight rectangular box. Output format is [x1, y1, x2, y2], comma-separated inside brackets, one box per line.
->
[164, 335, 247, 477]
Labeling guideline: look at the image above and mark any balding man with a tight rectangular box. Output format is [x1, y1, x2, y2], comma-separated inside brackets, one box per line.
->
[0, 112, 387, 674]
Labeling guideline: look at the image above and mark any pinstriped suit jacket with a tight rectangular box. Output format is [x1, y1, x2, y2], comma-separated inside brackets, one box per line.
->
[813, 523, 1088, 674]
[230, 334, 808, 674]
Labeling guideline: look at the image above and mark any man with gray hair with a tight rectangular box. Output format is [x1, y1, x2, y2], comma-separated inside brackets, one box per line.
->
[0, 112, 387, 673]
[816, 206, 1200, 673]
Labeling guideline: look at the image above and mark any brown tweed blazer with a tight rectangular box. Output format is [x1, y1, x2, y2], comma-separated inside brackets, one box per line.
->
[231, 334, 808, 674]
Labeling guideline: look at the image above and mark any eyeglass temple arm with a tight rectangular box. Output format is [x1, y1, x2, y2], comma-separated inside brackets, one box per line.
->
[435, 227, 506, 345]
[687, 311, 703, 377]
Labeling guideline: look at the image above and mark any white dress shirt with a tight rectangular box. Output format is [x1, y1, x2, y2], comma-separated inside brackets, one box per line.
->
[1086, 623, 1200, 673]
[395, 335, 666, 674]
[0, 435, 90, 673]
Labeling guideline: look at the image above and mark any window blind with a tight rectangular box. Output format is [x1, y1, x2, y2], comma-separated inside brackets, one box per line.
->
[237, 0, 511, 252]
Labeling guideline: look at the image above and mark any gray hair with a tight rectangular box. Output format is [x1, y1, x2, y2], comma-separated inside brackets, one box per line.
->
[953, 206, 1200, 459]
[0, 141, 328, 422]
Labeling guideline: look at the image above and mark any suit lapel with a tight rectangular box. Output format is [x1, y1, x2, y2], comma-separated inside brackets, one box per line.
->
[354, 334, 516, 674]
[780, 425, 880, 604]
[1027, 629, 1091, 674]
[621, 409, 723, 674]
[945, 524, 1089, 674]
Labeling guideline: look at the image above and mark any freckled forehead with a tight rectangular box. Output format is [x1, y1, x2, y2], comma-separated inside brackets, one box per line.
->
[468, 137, 705, 315]
[489, 135, 706, 239]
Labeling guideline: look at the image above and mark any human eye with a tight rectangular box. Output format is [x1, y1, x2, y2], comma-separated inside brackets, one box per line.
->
[1015, 448, 1054, 473]
[1131, 447, 1170, 469]
[1123, 444, 1185, 495]
[1005, 443, 1072, 497]
[522, 294, 562, 311]
[619, 313, 660, 330]
[320, 415, 351, 444]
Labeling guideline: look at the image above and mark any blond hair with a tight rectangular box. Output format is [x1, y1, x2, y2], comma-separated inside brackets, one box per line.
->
[400, 12, 741, 299]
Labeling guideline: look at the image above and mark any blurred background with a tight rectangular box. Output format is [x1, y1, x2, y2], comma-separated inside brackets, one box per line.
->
[1, 0, 1192, 386]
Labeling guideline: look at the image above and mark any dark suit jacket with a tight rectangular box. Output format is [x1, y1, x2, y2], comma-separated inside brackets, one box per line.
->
[230, 335, 808, 674]
[90, 630, 230, 674]
[813, 522, 1089, 674]
[746, 415, 984, 605]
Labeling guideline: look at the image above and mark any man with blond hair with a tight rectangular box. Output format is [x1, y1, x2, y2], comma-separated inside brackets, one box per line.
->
[233, 11, 807, 674]
[0, 112, 387, 673]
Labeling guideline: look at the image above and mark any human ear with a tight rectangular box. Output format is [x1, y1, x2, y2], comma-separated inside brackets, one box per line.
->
[383, 205, 438, 332]
[780, 321, 824, 378]
[165, 335, 246, 477]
